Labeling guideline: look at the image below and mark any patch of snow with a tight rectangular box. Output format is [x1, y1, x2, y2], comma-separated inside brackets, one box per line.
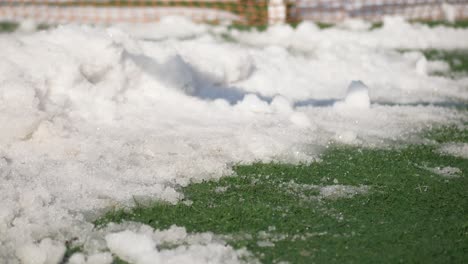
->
[256, 241, 275, 247]
[68, 252, 113, 264]
[215, 186, 229, 193]
[15, 238, 66, 264]
[439, 143, 468, 159]
[103, 224, 250, 264]
[319, 185, 370, 199]
[282, 181, 370, 200]
[18, 19, 37, 33]
[424, 166, 462, 178]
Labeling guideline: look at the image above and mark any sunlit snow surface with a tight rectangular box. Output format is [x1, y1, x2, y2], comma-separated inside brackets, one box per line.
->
[1, 16, 468, 263]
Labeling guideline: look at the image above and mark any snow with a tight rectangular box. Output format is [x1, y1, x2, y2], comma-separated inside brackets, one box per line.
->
[68, 252, 113, 264]
[15, 239, 66, 264]
[283, 181, 370, 200]
[103, 224, 249, 264]
[423, 166, 462, 178]
[0, 17, 468, 263]
[439, 143, 468, 159]
[319, 185, 370, 199]
[333, 80, 371, 110]
[232, 16, 468, 50]
[442, 4, 457, 23]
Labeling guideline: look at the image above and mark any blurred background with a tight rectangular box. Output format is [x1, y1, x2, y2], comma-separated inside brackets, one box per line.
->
[1, 0, 467, 28]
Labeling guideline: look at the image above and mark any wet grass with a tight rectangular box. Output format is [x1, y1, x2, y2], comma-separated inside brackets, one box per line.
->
[94, 124, 468, 263]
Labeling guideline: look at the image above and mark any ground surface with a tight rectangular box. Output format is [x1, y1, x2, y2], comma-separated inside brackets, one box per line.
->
[92, 32, 468, 264]
[91, 47, 468, 263]
[1, 18, 468, 264]
[96, 126, 468, 264]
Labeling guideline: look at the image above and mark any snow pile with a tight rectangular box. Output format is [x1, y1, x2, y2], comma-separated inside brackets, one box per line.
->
[104, 225, 246, 264]
[334, 80, 371, 110]
[66, 223, 251, 264]
[0, 17, 467, 263]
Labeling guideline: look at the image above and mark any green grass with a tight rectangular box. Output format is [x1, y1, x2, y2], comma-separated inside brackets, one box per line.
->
[94, 125, 468, 263]
[61, 245, 82, 264]
[0, 21, 51, 33]
[423, 49, 468, 74]
[366, 20, 468, 30]
[425, 125, 468, 143]
[0, 21, 18, 33]
[419, 20, 468, 29]
[395, 48, 468, 79]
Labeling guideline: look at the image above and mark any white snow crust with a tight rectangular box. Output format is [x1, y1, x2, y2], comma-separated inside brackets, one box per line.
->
[1, 17, 468, 263]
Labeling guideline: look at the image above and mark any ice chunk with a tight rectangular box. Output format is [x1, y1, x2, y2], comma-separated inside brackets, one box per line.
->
[334, 130, 358, 144]
[18, 19, 37, 33]
[68, 252, 113, 264]
[334, 80, 371, 110]
[104, 225, 246, 264]
[416, 56, 428, 76]
[236, 94, 271, 113]
[271, 95, 293, 114]
[16, 238, 65, 264]
[106, 230, 160, 264]
[289, 112, 313, 128]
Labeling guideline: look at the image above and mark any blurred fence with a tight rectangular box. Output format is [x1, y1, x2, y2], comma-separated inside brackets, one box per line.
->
[0, 0, 467, 26]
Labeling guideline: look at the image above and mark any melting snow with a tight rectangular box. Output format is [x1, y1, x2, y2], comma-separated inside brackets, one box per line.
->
[424, 166, 462, 178]
[0, 16, 468, 263]
[319, 185, 370, 199]
[439, 143, 468, 159]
